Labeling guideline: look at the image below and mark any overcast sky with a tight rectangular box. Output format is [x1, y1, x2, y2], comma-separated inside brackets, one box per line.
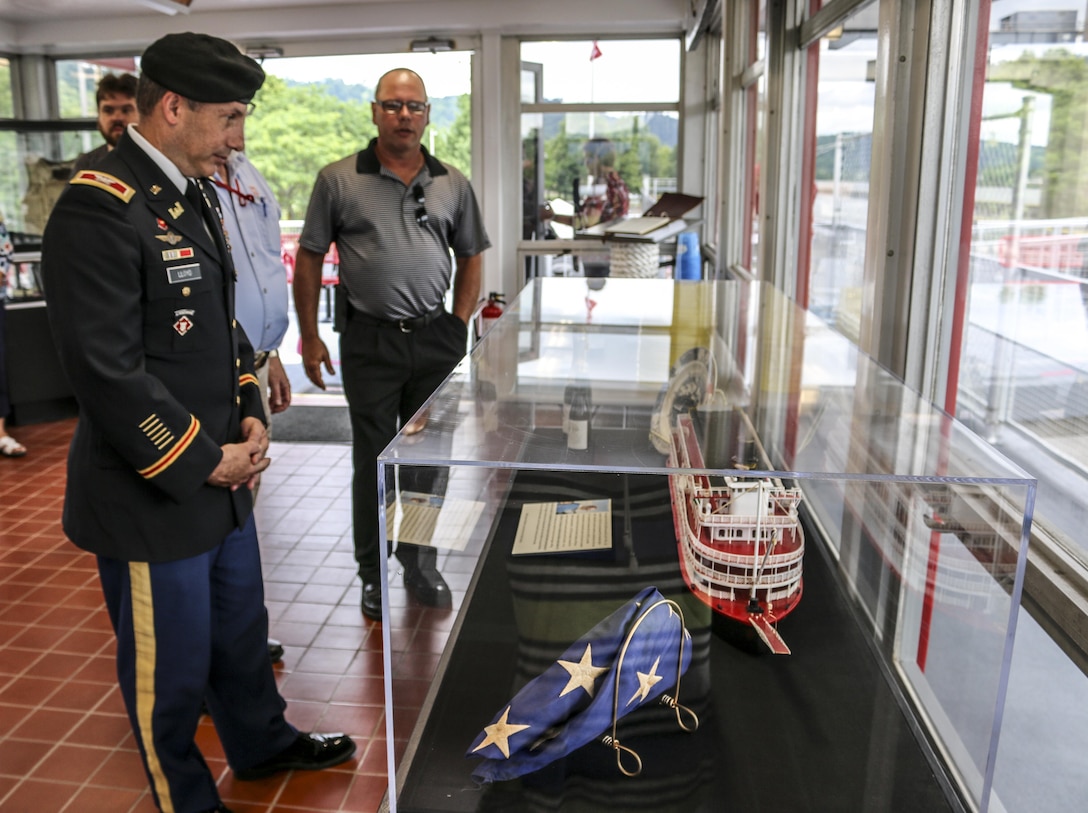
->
[262, 51, 472, 98]
[262, 40, 680, 103]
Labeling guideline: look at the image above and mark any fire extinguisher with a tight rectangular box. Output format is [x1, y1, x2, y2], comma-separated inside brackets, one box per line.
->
[478, 291, 505, 338]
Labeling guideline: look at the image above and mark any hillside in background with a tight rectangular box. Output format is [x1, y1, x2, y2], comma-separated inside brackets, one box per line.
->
[286, 77, 461, 129]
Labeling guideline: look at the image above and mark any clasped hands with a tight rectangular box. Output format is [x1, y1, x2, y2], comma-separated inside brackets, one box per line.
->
[208, 416, 270, 491]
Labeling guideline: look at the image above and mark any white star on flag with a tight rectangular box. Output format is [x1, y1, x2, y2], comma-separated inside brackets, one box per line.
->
[557, 644, 610, 698]
[627, 655, 664, 706]
[471, 706, 530, 759]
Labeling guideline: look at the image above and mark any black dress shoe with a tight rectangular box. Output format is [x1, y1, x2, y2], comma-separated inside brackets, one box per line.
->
[233, 732, 356, 781]
[361, 582, 382, 621]
[404, 565, 452, 608]
[267, 639, 284, 663]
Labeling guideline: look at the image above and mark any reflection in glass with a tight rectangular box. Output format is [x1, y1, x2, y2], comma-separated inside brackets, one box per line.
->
[522, 111, 680, 232]
[953, 1, 1088, 568]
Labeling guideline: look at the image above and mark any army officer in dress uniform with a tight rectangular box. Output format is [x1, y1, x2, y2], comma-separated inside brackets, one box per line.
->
[42, 33, 354, 813]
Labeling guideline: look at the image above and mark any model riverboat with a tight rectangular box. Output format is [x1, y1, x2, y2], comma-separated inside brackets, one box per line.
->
[669, 411, 805, 654]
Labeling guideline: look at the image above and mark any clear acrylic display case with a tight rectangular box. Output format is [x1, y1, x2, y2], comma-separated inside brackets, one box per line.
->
[376, 277, 1035, 813]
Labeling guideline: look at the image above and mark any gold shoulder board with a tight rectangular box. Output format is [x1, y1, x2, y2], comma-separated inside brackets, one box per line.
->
[70, 170, 136, 203]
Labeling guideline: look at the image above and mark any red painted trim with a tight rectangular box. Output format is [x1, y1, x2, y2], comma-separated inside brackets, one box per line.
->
[920, 0, 994, 673]
[797, 0, 821, 310]
[945, 0, 991, 417]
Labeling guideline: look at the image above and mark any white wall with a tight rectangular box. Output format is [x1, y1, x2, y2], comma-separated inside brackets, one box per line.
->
[1, 1, 690, 56]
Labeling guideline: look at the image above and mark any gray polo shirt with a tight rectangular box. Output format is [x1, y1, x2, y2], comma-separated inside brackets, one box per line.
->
[299, 139, 490, 321]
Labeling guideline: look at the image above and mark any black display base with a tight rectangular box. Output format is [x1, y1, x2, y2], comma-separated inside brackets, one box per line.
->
[9, 396, 78, 426]
[394, 470, 959, 813]
[4, 301, 75, 425]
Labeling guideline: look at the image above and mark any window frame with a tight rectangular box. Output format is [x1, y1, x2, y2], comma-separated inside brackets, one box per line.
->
[735, 0, 1088, 678]
[513, 35, 686, 288]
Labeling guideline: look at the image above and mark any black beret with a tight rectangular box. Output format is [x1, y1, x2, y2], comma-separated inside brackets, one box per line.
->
[141, 32, 265, 104]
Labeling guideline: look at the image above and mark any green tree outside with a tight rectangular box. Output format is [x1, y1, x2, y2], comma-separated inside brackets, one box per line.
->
[245, 75, 377, 219]
[432, 93, 471, 178]
[544, 119, 587, 204]
[246, 77, 473, 216]
[986, 48, 1088, 218]
[0, 59, 13, 118]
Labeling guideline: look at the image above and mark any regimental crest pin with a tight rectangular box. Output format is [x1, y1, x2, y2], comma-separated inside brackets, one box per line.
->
[156, 217, 169, 231]
[156, 231, 183, 246]
[173, 309, 195, 336]
[150, 184, 162, 195]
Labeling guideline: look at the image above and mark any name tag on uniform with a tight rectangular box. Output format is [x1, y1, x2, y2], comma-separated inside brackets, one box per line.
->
[167, 263, 202, 284]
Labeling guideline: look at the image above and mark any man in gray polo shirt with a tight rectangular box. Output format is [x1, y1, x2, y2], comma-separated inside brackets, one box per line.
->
[294, 68, 490, 621]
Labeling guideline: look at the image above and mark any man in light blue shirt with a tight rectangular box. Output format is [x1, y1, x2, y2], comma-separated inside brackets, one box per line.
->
[215, 150, 289, 666]
[214, 150, 291, 422]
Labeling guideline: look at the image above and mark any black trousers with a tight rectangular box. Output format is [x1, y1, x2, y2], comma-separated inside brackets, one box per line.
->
[340, 309, 467, 583]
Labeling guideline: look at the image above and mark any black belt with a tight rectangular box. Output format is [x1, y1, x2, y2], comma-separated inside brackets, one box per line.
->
[349, 305, 443, 333]
[254, 351, 270, 370]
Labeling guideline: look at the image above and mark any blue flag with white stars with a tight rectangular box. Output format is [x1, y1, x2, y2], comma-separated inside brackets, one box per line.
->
[467, 586, 695, 783]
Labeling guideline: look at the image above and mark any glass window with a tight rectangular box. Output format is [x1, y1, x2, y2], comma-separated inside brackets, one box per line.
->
[260, 51, 473, 217]
[954, 0, 1088, 568]
[808, 15, 878, 340]
[50, 58, 140, 203]
[528, 110, 679, 222]
[747, 1, 768, 273]
[519, 40, 679, 104]
[0, 128, 97, 236]
[55, 58, 138, 119]
[520, 39, 681, 281]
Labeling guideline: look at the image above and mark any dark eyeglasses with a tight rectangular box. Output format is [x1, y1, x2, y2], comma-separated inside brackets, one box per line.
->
[413, 184, 429, 226]
[377, 99, 428, 115]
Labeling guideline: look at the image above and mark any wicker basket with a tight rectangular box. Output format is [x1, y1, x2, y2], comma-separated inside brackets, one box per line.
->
[609, 242, 660, 278]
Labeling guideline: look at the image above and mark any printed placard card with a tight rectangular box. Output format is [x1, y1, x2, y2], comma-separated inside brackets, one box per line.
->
[511, 499, 612, 555]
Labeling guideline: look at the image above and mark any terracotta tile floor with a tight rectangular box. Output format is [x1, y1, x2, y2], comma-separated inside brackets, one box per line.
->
[0, 417, 432, 813]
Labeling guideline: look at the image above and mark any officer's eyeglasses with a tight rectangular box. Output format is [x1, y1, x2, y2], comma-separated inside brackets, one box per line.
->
[414, 184, 429, 226]
[377, 99, 428, 115]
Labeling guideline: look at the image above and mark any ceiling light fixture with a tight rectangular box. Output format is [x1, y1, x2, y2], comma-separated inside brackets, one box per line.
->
[134, 0, 192, 15]
[245, 46, 285, 61]
[410, 37, 455, 54]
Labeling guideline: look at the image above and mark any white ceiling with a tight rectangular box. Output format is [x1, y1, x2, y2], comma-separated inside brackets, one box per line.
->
[0, 0, 364, 25]
[0, 0, 690, 56]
